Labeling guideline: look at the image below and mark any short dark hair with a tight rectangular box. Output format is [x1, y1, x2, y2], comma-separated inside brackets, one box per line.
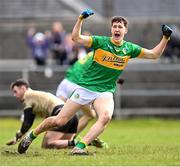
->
[10, 78, 29, 90]
[111, 16, 128, 28]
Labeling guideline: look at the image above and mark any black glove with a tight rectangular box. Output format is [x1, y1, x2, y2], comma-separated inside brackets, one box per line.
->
[162, 24, 173, 39]
[79, 9, 94, 19]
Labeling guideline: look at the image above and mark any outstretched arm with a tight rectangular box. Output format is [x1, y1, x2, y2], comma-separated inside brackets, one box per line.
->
[72, 9, 94, 47]
[139, 24, 173, 59]
[19, 108, 35, 134]
[6, 108, 35, 145]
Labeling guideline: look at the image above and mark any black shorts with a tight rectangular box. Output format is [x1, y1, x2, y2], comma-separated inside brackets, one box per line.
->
[50, 105, 78, 133]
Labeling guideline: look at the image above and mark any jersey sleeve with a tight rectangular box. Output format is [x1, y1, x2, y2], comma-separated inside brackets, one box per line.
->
[130, 43, 143, 59]
[91, 36, 104, 49]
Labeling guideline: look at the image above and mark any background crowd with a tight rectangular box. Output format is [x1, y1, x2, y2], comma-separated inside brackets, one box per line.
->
[26, 22, 180, 66]
[26, 21, 91, 66]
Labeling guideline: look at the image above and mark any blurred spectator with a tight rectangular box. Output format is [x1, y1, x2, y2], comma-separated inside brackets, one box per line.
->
[66, 31, 93, 65]
[26, 27, 49, 66]
[64, 33, 79, 65]
[50, 22, 67, 65]
[163, 25, 180, 63]
[65, 33, 93, 65]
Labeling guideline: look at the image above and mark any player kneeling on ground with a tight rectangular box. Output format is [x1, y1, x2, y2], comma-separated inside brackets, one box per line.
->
[6, 78, 79, 150]
[6, 78, 108, 152]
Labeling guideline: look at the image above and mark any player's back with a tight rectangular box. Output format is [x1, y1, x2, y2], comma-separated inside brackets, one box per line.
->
[23, 89, 64, 117]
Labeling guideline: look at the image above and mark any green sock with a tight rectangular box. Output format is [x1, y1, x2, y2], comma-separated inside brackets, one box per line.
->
[76, 141, 87, 149]
[28, 130, 37, 140]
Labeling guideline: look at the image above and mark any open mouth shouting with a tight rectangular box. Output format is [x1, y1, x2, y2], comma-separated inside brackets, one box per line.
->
[113, 32, 121, 42]
[114, 33, 120, 38]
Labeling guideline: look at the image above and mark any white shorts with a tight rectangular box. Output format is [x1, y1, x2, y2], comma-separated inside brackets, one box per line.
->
[56, 79, 81, 99]
[70, 87, 113, 105]
[56, 79, 113, 105]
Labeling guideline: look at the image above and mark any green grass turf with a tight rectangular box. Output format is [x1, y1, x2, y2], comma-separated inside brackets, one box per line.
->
[0, 117, 180, 166]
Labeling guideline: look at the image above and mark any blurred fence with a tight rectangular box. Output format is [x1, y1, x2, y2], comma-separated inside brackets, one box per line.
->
[1, 59, 180, 118]
[0, 0, 180, 118]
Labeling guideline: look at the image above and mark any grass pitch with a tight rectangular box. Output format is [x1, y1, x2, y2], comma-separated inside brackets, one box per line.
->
[0, 117, 180, 166]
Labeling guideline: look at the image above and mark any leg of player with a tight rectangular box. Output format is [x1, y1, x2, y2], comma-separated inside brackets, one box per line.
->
[71, 93, 114, 155]
[59, 95, 67, 102]
[41, 131, 76, 149]
[77, 105, 96, 133]
[59, 94, 96, 133]
[18, 100, 82, 154]
[59, 94, 108, 149]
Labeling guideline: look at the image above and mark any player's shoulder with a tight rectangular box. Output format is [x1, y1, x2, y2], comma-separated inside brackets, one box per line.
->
[123, 40, 140, 48]
[92, 36, 110, 47]
[92, 35, 109, 41]
[24, 88, 45, 98]
[123, 40, 133, 46]
[24, 88, 34, 98]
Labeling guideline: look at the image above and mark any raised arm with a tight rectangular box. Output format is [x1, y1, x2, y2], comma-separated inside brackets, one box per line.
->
[72, 9, 94, 47]
[139, 24, 173, 59]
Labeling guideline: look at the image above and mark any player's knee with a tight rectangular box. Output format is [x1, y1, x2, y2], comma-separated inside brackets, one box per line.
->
[41, 138, 52, 149]
[44, 116, 58, 128]
[55, 117, 69, 127]
[42, 141, 55, 149]
[41, 142, 49, 149]
[98, 111, 111, 126]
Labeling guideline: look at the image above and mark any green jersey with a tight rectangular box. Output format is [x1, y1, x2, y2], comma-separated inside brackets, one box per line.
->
[66, 36, 143, 93]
